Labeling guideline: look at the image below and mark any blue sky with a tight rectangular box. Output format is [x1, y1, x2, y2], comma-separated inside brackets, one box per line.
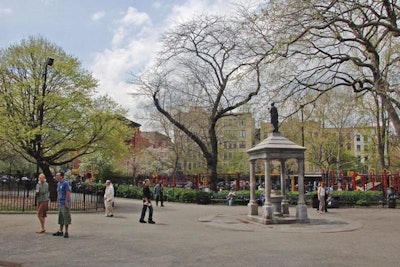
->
[0, 0, 255, 127]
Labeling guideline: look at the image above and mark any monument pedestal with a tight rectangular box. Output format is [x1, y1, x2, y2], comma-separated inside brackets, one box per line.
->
[296, 204, 309, 223]
[247, 201, 258, 215]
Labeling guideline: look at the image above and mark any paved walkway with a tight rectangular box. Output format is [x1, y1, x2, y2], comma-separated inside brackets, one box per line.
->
[0, 198, 399, 267]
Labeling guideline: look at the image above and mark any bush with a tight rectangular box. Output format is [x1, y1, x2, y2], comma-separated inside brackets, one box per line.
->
[114, 184, 387, 206]
[116, 184, 142, 199]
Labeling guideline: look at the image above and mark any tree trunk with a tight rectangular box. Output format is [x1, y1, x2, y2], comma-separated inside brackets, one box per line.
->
[382, 97, 400, 137]
[207, 161, 218, 192]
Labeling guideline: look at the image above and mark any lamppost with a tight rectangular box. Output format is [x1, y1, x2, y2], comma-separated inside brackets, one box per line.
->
[300, 104, 304, 147]
[300, 104, 305, 186]
[36, 57, 54, 180]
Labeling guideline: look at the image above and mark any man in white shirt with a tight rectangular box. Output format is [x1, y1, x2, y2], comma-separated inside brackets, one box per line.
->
[317, 181, 326, 214]
[104, 180, 115, 217]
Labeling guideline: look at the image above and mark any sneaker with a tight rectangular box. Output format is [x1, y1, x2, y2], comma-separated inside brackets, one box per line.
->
[139, 219, 147, 223]
[64, 232, 69, 238]
[53, 231, 63, 236]
[148, 220, 155, 224]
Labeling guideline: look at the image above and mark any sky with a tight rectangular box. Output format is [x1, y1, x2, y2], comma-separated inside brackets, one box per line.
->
[0, 0, 255, 129]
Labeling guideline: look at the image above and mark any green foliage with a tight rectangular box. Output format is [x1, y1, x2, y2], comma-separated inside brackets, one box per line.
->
[0, 36, 128, 177]
[116, 184, 143, 199]
[114, 184, 387, 207]
[331, 190, 383, 206]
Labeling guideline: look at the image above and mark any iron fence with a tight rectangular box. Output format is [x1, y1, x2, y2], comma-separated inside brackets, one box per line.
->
[0, 181, 105, 212]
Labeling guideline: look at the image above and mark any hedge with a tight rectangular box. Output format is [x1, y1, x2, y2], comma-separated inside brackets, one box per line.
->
[115, 185, 391, 206]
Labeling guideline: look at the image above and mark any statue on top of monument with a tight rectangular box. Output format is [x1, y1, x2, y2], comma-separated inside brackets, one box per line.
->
[269, 102, 279, 132]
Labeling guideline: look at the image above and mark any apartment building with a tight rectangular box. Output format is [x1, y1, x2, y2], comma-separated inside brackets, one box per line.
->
[173, 110, 255, 174]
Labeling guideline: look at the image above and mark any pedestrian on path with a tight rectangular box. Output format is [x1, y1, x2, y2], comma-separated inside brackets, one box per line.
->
[52, 172, 72, 238]
[104, 180, 115, 217]
[154, 180, 164, 207]
[35, 173, 49, 233]
[317, 181, 326, 214]
[139, 179, 155, 224]
[227, 190, 236, 206]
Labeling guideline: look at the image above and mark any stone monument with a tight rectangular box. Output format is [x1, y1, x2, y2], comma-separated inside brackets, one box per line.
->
[246, 104, 309, 224]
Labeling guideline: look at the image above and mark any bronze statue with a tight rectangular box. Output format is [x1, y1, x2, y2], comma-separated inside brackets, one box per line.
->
[269, 102, 279, 132]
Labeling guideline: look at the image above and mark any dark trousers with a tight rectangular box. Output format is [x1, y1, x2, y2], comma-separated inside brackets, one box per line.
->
[140, 203, 153, 221]
[155, 194, 163, 206]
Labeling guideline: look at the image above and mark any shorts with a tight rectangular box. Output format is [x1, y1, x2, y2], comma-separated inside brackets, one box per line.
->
[37, 201, 48, 217]
[58, 206, 72, 225]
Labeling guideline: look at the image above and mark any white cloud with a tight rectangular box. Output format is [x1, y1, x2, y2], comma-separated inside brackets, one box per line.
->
[91, 11, 106, 21]
[0, 8, 12, 16]
[112, 7, 152, 47]
[152, 1, 162, 9]
[88, 0, 256, 126]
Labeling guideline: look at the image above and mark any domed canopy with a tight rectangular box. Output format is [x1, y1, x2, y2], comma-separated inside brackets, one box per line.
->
[247, 132, 306, 160]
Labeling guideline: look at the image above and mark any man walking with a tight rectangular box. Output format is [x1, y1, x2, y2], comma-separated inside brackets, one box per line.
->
[154, 180, 164, 207]
[52, 172, 71, 238]
[104, 180, 115, 217]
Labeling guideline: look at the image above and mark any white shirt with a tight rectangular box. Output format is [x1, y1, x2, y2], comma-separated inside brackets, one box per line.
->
[318, 186, 326, 197]
[104, 184, 114, 202]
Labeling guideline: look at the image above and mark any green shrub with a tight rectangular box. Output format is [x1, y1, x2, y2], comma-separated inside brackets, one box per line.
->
[115, 184, 387, 206]
[116, 184, 142, 199]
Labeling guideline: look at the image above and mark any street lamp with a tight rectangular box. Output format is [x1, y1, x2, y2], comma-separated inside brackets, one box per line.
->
[300, 104, 305, 185]
[300, 104, 304, 147]
[36, 57, 54, 178]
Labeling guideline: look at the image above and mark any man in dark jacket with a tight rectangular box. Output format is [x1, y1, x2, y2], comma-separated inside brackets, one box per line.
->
[154, 180, 164, 207]
[139, 179, 155, 224]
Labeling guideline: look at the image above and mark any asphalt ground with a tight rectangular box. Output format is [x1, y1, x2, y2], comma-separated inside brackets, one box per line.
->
[0, 198, 399, 267]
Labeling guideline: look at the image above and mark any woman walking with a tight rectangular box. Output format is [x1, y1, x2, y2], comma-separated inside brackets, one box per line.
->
[35, 173, 49, 233]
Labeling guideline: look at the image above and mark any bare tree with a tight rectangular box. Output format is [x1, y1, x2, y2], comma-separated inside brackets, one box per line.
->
[249, 1, 400, 135]
[135, 15, 272, 190]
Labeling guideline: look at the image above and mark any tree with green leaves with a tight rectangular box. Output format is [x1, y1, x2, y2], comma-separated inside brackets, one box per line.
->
[0, 36, 129, 199]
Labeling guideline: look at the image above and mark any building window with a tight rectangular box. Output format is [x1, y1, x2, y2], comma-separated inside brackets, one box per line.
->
[309, 164, 314, 172]
[239, 130, 246, 137]
[239, 119, 245, 126]
[364, 136, 368, 142]
[239, 141, 246, 148]
[356, 134, 361, 141]
[356, 145, 361, 152]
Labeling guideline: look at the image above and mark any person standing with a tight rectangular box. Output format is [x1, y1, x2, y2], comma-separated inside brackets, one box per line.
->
[317, 181, 326, 214]
[52, 172, 71, 238]
[35, 173, 49, 233]
[139, 179, 155, 224]
[154, 180, 164, 207]
[104, 180, 114, 217]
[227, 190, 236, 206]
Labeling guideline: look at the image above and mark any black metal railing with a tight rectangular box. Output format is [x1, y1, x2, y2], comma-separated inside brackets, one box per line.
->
[0, 182, 105, 212]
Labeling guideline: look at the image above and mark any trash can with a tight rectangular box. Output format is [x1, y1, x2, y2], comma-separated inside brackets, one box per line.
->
[327, 196, 340, 208]
[388, 196, 396, 208]
[312, 194, 319, 209]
